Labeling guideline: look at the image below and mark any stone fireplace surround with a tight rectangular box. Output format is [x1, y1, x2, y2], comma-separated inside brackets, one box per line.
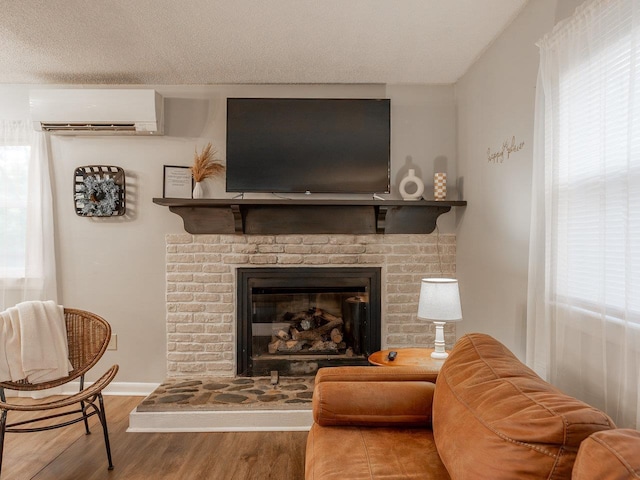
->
[166, 233, 457, 377]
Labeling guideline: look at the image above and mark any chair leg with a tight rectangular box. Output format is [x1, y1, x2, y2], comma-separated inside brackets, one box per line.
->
[0, 409, 7, 476]
[80, 400, 91, 435]
[97, 394, 114, 470]
[79, 375, 90, 435]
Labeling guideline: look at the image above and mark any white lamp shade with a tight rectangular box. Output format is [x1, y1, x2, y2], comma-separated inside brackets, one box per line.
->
[417, 278, 462, 322]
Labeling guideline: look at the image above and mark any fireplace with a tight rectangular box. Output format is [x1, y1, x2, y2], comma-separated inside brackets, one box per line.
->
[236, 267, 381, 376]
[166, 233, 457, 378]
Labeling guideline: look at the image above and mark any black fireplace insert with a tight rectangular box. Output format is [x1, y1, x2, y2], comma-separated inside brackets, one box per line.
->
[236, 267, 381, 376]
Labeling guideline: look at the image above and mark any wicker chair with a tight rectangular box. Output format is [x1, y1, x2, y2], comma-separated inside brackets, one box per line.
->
[0, 308, 119, 475]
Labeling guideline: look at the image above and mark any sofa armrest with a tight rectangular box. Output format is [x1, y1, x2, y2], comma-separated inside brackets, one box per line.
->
[312, 366, 435, 428]
[572, 429, 640, 479]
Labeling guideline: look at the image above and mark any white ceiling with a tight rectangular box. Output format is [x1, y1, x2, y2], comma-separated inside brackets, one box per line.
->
[0, 0, 528, 85]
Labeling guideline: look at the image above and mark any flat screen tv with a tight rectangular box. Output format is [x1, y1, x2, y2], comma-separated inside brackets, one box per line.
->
[226, 98, 390, 194]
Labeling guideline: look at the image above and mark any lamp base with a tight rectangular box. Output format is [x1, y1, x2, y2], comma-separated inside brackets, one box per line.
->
[430, 350, 449, 359]
[431, 321, 449, 360]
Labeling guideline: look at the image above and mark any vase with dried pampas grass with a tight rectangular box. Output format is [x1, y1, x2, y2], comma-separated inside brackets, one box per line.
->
[190, 142, 225, 199]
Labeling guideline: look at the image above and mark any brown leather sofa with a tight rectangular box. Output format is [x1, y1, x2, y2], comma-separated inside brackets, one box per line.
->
[305, 333, 640, 479]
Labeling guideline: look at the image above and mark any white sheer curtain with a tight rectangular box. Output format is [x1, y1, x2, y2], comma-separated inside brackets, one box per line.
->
[528, 0, 640, 429]
[0, 120, 57, 310]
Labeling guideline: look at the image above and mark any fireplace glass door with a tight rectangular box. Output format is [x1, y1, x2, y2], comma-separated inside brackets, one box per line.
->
[237, 267, 381, 376]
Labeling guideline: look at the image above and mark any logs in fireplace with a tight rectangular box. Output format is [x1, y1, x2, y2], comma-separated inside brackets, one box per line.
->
[237, 267, 381, 376]
[269, 307, 346, 354]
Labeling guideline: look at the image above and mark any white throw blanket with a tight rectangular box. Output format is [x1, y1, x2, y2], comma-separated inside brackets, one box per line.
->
[0, 301, 73, 383]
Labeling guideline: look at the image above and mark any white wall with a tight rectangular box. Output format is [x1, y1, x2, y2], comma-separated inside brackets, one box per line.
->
[1, 83, 457, 383]
[387, 84, 459, 232]
[455, 0, 583, 358]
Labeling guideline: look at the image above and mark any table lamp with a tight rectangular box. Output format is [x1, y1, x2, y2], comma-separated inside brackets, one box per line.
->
[417, 278, 462, 359]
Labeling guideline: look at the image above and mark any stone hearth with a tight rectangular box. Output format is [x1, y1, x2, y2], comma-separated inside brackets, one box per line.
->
[137, 376, 314, 412]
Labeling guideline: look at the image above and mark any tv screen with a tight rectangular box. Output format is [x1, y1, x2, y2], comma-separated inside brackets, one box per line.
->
[226, 98, 390, 194]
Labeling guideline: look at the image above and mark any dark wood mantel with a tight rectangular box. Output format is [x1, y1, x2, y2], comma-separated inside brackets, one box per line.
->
[152, 198, 467, 235]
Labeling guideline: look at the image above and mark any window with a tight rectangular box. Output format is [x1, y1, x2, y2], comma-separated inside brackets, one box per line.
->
[551, 9, 640, 323]
[530, 0, 640, 429]
[0, 143, 30, 279]
[0, 120, 56, 310]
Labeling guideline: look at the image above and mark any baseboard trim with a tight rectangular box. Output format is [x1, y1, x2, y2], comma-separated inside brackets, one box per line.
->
[5, 381, 159, 398]
[127, 408, 313, 433]
[65, 381, 159, 396]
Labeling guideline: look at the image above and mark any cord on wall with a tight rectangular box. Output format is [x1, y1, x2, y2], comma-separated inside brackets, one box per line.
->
[435, 224, 444, 275]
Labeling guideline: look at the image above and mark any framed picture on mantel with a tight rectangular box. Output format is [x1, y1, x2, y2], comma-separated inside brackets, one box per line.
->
[163, 165, 193, 198]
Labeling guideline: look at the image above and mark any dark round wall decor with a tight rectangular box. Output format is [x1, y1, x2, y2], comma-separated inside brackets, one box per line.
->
[74, 165, 126, 217]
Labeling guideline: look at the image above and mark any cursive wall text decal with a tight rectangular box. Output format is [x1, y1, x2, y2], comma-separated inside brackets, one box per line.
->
[487, 136, 525, 164]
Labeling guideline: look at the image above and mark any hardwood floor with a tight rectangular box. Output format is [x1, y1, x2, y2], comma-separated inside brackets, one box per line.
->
[1, 396, 307, 480]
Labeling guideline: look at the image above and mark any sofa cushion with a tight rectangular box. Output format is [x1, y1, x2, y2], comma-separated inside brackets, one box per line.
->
[433, 333, 615, 479]
[305, 424, 450, 480]
[572, 429, 640, 479]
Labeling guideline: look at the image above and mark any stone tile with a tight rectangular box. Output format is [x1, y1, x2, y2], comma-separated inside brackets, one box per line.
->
[215, 393, 249, 404]
[203, 382, 231, 391]
[232, 378, 254, 384]
[280, 384, 308, 391]
[257, 394, 288, 402]
[158, 394, 194, 403]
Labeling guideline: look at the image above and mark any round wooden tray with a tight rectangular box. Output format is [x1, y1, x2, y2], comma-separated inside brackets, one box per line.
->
[368, 348, 446, 370]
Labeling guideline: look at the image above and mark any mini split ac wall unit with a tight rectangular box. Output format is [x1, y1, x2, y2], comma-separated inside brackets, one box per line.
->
[29, 89, 164, 135]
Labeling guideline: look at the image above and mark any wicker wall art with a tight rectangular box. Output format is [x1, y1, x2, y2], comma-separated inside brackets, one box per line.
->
[74, 165, 126, 217]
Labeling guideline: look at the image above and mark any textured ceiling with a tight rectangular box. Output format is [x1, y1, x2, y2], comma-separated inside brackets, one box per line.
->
[0, 0, 528, 85]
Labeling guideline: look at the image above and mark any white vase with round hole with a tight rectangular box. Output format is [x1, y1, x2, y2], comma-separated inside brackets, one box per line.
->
[399, 169, 425, 201]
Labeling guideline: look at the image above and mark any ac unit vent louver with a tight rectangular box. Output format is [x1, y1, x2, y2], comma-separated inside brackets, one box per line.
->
[41, 123, 137, 133]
